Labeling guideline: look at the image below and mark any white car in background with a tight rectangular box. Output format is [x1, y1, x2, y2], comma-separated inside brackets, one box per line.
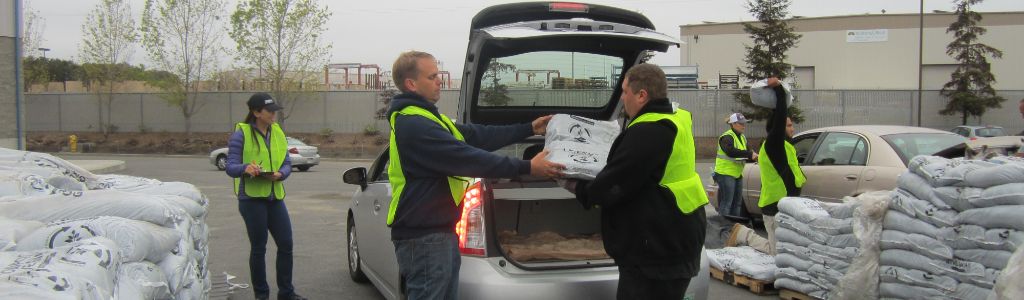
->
[209, 137, 320, 171]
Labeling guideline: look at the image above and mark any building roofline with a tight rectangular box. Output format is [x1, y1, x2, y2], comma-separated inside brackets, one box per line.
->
[680, 11, 1024, 35]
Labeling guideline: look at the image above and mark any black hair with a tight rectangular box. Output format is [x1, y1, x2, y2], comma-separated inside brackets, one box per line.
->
[243, 109, 262, 154]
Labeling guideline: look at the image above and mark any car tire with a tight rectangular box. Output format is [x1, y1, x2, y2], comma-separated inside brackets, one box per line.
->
[348, 215, 369, 283]
[298, 166, 311, 172]
[216, 155, 227, 171]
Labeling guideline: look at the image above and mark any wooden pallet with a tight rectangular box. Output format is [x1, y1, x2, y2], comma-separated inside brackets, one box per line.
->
[709, 267, 778, 295]
[779, 289, 816, 300]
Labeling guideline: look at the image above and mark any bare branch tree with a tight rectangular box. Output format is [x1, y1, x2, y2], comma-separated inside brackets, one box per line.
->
[230, 0, 333, 125]
[80, 0, 137, 137]
[22, 1, 46, 58]
[142, 0, 227, 137]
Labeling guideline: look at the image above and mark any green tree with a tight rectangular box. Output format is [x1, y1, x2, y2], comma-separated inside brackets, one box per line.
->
[80, 0, 138, 137]
[732, 0, 804, 123]
[142, 0, 227, 137]
[480, 59, 516, 106]
[940, 0, 1005, 125]
[229, 0, 333, 125]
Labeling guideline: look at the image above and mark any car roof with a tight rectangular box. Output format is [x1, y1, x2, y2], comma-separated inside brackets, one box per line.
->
[803, 125, 957, 136]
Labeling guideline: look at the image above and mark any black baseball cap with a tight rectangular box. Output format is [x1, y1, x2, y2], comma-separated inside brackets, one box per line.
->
[247, 92, 283, 112]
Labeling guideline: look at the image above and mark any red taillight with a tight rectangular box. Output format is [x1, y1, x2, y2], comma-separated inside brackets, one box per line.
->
[455, 181, 486, 256]
[970, 137, 977, 141]
[289, 148, 299, 154]
[549, 2, 588, 13]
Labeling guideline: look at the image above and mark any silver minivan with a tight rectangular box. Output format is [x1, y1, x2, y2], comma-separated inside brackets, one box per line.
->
[342, 2, 709, 299]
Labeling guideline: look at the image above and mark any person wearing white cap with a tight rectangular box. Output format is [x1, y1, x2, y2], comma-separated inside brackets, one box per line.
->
[713, 113, 757, 221]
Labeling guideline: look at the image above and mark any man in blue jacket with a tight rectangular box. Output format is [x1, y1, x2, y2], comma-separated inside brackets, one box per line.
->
[386, 51, 564, 300]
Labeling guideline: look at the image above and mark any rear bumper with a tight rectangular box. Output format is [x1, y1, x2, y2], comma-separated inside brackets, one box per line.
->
[458, 250, 709, 300]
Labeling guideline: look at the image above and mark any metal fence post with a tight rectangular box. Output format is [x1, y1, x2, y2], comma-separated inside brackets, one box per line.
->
[57, 94, 63, 132]
[840, 90, 846, 126]
[139, 93, 145, 131]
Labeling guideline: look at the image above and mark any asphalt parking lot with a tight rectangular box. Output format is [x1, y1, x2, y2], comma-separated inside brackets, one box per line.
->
[59, 153, 773, 300]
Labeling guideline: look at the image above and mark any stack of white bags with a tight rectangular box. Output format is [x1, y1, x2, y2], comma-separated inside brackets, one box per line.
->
[879, 155, 1024, 300]
[0, 148, 209, 300]
[772, 197, 864, 299]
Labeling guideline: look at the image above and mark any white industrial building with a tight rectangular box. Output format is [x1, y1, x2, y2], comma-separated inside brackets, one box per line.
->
[679, 11, 1024, 90]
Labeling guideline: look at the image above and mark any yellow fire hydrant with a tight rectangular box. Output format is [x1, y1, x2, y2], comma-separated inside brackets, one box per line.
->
[69, 134, 78, 153]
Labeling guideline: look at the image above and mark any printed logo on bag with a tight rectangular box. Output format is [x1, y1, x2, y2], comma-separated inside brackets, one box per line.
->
[566, 148, 599, 163]
[47, 225, 98, 248]
[569, 124, 592, 144]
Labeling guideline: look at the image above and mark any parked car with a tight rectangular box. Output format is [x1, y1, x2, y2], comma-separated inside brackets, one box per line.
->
[706, 125, 966, 217]
[341, 2, 709, 300]
[209, 137, 320, 171]
[951, 125, 1007, 140]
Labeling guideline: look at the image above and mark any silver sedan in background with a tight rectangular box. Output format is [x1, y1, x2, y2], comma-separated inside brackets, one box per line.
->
[209, 136, 320, 171]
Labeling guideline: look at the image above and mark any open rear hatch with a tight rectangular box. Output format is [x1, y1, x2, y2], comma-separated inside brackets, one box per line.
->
[459, 2, 679, 126]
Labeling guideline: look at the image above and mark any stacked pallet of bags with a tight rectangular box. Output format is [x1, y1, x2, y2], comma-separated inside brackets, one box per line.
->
[706, 246, 777, 282]
[772, 196, 861, 299]
[0, 148, 209, 299]
[879, 155, 1024, 300]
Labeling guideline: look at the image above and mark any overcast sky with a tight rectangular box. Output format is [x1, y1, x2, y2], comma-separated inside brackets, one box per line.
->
[26, 0, 1024, 78]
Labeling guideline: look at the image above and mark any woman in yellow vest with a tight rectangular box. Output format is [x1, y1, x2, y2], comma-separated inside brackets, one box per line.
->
[225, 93, 306, 300]
[713, 113, 757, 221]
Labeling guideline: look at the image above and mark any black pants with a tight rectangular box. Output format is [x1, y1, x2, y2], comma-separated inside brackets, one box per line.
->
[617, 266, 691, 300]
[239, 198, 295, 297]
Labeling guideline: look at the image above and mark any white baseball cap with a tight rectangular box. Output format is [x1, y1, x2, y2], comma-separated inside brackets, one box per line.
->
[727, 113, 749, 124]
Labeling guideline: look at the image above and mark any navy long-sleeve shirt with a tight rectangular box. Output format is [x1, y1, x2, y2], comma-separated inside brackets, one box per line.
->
[387, 92, 533, 240]
[226, 125, 292, 201]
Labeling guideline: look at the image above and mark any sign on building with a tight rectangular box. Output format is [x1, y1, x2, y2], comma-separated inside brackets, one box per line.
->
[846, 29, 888, 43]
[719, 74, 739, 89]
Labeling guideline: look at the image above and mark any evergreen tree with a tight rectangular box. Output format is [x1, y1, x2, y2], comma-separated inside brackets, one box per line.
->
[732, 0, 804, 123]
[940, 0, 1004, 125]
[480, 59, 516, 106]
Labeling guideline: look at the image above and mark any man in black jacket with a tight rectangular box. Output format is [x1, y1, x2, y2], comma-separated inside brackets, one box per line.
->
[562, 64, 707, 300]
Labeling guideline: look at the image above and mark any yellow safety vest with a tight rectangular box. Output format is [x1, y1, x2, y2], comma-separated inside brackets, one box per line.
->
[627, 109, 709, 214]
[387, 106, 470, 226]
[233, 123, 287, 199]
[714, 129, 748, 178]
[757, 141, 806, 207]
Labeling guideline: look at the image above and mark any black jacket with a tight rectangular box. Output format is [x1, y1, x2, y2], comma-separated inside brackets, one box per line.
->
[387, 93, 533, 240]
[761, 86, 802, 216]
[574, 99, 707, 279]
[719, 128, 753, 159]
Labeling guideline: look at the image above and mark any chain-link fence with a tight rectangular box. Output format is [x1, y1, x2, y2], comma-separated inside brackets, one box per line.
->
[24, 89, 1024, 137]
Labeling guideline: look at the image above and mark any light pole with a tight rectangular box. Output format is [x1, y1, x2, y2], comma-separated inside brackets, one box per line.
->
[917, 0, 924, 127]
[38, 47, 50, 59]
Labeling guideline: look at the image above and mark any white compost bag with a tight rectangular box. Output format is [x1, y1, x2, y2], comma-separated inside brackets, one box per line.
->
[938, 224, 1023, 252]
[777, 197, 830, 223]
[880, 249, 993, 286]
[889, 188, 957, 227]
[0, 190, 189, 228]
[0, 237, 121, 296]
[774, 278, 826, 298]
[775, 267, 832, 291]
[964, 162, 1024, 188]
[95, 174, 208, 207]
[955, 249, 1013, 270]
[0, 269, 108, 300]
[880, 265, 957, 293]
[17, 216, 181, 263]
[833, 190, 890, 300]
[0, 171, 84, 200]
[934, 186, 978, 212]
[881, 229, 953, 260]
[879, 282, 947, 299]
[972, 183, 1024, 208]
[0, 218, 44, 251]
[774, 253, 813, 270]
[896, 172, 950, 209]
[0, 148, 98, 187]
[0, 163, 88, 192]
[773, 227, 817, 248]
[882, 210, 940, 238]
[958, 205, 1024, 232]
[158, 236, 196, 295]
[544, 114, 620, 180]
[116, 261, 173, 300]
[807, 243, 859, 261]
[807, 263, 844, 286]
[748, 79, 793, 109]
[777, 241, 851, 271]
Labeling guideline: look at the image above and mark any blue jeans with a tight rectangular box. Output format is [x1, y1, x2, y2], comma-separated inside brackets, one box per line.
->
[238, 199, 295, 297]
[393, 232, 461, 300]
[713, 173, 748, 219]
